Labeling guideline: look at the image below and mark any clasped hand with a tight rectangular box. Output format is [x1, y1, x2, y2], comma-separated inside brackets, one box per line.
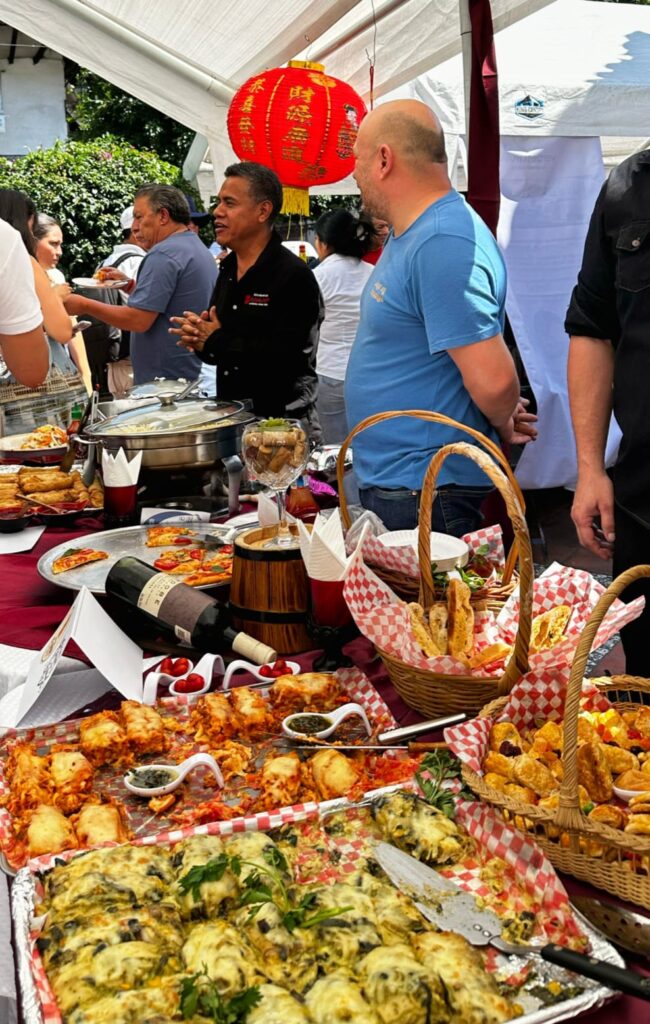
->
[169, 307, 220, 353]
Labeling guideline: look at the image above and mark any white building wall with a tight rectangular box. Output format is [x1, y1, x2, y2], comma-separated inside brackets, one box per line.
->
[0, 28, 67, 156]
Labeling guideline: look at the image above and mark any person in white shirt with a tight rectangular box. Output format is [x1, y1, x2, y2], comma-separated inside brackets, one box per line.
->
[0, 219, 49, 388]
[312, 209, 376, 447]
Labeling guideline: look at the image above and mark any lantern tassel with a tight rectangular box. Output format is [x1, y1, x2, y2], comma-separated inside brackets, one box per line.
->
[281, 186, 310, 217]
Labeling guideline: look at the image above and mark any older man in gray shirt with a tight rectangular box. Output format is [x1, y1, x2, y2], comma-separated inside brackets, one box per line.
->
[66, 185, 216, 384]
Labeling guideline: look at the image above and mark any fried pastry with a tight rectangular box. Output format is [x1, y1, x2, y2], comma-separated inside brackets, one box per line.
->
[600, 745, 638, 776]
[483, 772, 509, 792]
[489, 722, 522, 752]
[469, 641, 512, 670]
[531, 720, 563, 751]
[504, 782, 538, 804]
[576, 742, 613, 802]
[624, 815, 650, 835]
[588, 804, 626, 830]
[447, 579, 474, 660]
[483, 751, 516, 779]
[18, 470, 71, 494]
[615, 769, 650, 792]
[530, 605, 571, 652]
[633, 707, 650, 740]
[627, 802, 650, 816]
[577, 717, 597, 744]
[512, 753, 556, 797]
[629, 791, 650, 808]
[407, 602, 441, 658]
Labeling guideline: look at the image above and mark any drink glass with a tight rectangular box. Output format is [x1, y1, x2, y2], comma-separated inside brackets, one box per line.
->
[104, 483, 138, 527]
[242, 419, 309, 548]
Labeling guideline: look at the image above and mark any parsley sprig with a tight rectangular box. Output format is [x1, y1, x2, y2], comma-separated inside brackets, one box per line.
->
[180, 967, 260, 1023]
[415, 750, 474, 818]
[178, 846, 352, 933]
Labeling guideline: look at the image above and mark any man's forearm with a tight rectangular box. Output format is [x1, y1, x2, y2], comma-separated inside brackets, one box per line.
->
[568, 335, 614, 473]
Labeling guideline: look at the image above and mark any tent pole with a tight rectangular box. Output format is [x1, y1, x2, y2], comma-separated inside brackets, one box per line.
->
[460, 0, 473, 156]
[47, 0, 236, 103]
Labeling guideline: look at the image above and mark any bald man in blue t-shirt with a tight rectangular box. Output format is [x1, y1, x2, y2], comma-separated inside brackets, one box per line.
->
[345, 99, 537, 534]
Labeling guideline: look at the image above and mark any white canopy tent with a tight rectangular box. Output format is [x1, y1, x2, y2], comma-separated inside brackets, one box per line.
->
[387, 0, 650, 489]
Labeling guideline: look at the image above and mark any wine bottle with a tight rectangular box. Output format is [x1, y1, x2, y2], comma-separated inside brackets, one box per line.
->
[105, 556, 276, 663]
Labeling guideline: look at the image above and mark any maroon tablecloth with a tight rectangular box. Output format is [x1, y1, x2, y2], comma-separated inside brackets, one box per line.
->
[1, 520, 649, 1022]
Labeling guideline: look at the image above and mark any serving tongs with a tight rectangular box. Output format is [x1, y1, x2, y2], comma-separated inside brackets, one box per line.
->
[374, 841, 650, 1001]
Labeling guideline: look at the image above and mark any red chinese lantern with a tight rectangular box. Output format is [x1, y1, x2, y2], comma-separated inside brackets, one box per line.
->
[227, 60, 367, 216]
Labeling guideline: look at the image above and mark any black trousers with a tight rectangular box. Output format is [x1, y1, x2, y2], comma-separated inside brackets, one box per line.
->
[613, 502, 650, 676]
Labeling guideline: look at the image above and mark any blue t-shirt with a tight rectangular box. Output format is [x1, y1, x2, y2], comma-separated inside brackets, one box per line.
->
[129, 231, 217, 383]
[344, 191, 506, 490]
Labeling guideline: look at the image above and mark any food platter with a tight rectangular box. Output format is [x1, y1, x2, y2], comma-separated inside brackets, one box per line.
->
[0, 432, 67, 465]
[37, 523, 234, 594]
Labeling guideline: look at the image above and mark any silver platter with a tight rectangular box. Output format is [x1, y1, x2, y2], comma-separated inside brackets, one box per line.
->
[36, 523, 234, 595]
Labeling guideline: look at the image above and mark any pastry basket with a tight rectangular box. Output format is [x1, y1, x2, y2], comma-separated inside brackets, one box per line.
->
[337, 409, 524, 605]
[463, 564, 650, 910]
[372, 440, 534, 718]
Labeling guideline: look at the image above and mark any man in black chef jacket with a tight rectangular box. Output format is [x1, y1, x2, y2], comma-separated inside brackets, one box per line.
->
[169, 162, 323, 438]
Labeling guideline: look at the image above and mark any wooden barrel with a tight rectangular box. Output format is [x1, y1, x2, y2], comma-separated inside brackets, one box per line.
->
[229, 525, 311, 655]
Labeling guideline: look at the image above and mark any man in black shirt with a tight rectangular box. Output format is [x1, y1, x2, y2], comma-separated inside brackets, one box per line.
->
[169, 162, 322, 438]
[565, 150, 650, 672]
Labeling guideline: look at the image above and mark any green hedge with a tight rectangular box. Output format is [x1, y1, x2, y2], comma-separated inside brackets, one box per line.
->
[0, 135, 203, 278]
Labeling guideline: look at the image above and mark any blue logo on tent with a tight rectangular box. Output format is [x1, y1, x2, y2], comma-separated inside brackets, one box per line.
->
[514, 95, 545, 120]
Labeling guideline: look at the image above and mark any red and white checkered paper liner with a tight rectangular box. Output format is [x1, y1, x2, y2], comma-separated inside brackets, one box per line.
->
[344, 548, 645, 679]
[0, 667, 396, 871]
[350, 523, 506, 580]
[445, 676, 615, 774]
[25, 787, 584, 1024]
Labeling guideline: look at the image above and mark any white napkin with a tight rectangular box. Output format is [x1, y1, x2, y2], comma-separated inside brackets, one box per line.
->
[0, 525, 45, 554]
[298, 508, 368, 581]
[257, 491, 296, 527]
[101, 447, 142, 486]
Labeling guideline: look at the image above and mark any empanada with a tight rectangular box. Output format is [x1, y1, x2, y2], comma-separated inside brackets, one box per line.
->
[531, 720, 563, 751]
[624, 814, 650, 835]
[629, 791, 650, 808]
[483, 751, 516, 779]
[530, 605, 571, 652]
[504, 782, 538, 804]
[483, 772, 509, 792]
[489, 722, 522, 752]
[577, 742, 613, 803]
[512, 753, 556, 797]
[588, 804, 626, 830]
[601, 745, 638, 776]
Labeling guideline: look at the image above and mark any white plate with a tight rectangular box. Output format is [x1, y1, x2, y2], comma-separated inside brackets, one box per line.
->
[0, 432, 68, 460]
[613, 784, 650, 803]
[72, 277, 123, 289]
[377, 530, 469, 571]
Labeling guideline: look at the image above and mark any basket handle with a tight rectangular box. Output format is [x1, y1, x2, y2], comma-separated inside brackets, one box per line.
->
[418, 441, 533, 695]
[556, 565, 650, 831]
[336, 409, 525, 584]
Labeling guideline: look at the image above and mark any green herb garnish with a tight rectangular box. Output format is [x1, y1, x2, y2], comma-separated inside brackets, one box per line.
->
[258, 417, 290, 430]
[415, 750, 474, 818]
[178, 854, 230, 903]
[180, 967, 261, 1023]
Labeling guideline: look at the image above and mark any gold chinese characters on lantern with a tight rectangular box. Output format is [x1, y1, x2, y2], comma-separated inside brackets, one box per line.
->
[227, 61, 367, 215]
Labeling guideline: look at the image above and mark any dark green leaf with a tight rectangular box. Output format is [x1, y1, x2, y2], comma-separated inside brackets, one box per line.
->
[178, 855, 229, 903]
[263, 845, 288, 873]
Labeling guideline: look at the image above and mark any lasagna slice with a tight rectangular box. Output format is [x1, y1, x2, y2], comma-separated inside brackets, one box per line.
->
[306, 973, 381, 1024]
[3, 742, 52, 815]
[308, 749, 361, 800]
[50, 748, 94, 814]
[73, 802, 129, 847]
[119, 700, 166, 755]
[181, 920, 262, 994]
[258, 752, 303, 810]
[412, 931, 514, 1023]
[26, 804, 77, 858]
[79, 711, 128, 766]
[269, 671, 341, 713]
[358, 944, 444, 1024]
[229, 685, 272, 737]
[191, 692, 234, 742]
[248, 984, 311, 1024]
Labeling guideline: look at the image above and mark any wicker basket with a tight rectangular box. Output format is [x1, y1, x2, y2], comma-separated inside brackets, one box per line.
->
[463, 564, 650, 910]
[367, 440, 534, 718]
[337, 409, 524, 603]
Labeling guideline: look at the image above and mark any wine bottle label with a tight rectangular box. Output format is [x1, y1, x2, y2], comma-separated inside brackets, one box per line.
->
[138, 573, 214, 637]
[174, 625, 192, 645]
[232, 632, 277, 665]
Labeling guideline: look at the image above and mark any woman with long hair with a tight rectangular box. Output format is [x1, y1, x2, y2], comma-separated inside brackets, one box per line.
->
[0, 190, 88, 432]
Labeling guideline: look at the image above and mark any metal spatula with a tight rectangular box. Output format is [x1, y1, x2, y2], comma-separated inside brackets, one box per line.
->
[373, 841, 650, 1001]
[572, 896, 650, 958]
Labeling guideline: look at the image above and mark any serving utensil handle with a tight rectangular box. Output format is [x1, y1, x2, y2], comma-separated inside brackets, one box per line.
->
[541, 943, 650, 1000]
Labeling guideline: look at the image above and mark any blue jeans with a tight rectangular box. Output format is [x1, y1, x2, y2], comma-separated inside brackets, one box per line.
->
[359, 484, 492, 537]
[317, 373, 360, 505]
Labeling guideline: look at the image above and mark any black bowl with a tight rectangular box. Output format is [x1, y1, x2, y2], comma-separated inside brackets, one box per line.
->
[0, 507, 36, 532]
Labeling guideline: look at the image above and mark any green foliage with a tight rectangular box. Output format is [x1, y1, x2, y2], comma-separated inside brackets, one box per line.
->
[66, 64, 195, 167]
[0, 136, 201, 278]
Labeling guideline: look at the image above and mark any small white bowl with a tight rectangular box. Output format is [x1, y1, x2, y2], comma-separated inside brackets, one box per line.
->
[613, 784, 650, 804]
[142, 653, 224, 704]
[168, 674, 211, 703]
[377, 530, 469, 572]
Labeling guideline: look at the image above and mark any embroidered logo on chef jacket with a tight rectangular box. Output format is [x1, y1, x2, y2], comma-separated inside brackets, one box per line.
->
[370, 280, 386, 303]
[244, 293, 270, 306]
[514, 94, 545, 120]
